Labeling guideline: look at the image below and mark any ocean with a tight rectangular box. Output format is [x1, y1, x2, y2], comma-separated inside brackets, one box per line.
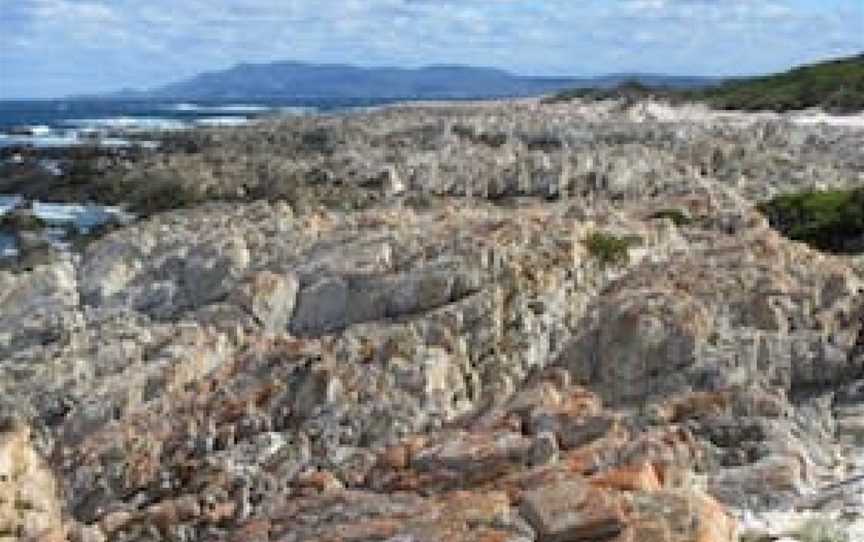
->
[0, 97, 407, 259]
[0, 97, 403, 149]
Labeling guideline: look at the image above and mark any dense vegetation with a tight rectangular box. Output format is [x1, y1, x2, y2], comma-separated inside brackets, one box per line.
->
[549, 54, 864, 113]
[758, 188, 864, 253]
[701, 54, 864, 113]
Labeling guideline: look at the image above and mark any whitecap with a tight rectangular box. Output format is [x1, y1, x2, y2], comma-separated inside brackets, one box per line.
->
[32, 201, 134, 233]
[168, 103, 271, 113]
[5, 125, 54, 137]
[193, 116, 252, 127]
[63, 117, 188, 131]
[171, 103, 200, 112]
[279, 106, 318, 116]
[0, 133, 81, 149]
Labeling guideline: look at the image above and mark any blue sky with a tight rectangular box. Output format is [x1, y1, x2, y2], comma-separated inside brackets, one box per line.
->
[1, 0, 862, 99]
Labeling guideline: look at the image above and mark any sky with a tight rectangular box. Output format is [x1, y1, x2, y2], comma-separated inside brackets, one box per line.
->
[0, 0, 862, 99]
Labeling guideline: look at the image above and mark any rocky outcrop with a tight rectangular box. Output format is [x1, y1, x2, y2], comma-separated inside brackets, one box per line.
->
[1, 99, 864, 540]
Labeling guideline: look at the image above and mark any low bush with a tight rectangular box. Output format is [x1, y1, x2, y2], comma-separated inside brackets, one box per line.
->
[583, 231, 641, 267]
[119, 173, 207, 215]
[649, 208, 693, 226]
[0, 211, 46, 231]
[758, 188, 864, 253]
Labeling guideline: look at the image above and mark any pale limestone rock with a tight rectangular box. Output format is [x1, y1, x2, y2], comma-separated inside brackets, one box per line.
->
[230, 271, 299, 332]
[0, 420, 65, 541]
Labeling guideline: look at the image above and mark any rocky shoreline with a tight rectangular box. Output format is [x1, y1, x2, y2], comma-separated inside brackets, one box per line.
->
[1, 97, 864, 541]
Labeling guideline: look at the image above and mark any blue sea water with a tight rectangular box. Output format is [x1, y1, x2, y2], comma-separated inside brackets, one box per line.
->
[0, 97, 399, 129]
[0, 97, 404, 149]
[0, 97, 409, 258]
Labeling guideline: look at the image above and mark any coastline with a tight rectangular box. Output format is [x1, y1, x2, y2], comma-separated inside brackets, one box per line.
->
[1, 94, 864, 539]
[2, 95, 864, 269]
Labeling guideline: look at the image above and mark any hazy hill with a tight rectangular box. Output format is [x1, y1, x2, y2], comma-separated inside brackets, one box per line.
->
[127, 62, 576, 99]
[110, 61, 718, 100]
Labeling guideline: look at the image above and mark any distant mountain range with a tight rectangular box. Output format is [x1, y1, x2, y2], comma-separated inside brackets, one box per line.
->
[101, 62, 722, 100]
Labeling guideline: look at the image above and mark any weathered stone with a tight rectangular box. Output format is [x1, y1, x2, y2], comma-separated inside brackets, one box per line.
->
[628, 490, 738, 542]
[0, 420, 65, 541]
[519, 479, 626, 541]
[290, 276, 349, 335]
[558, 415, 616, 451]
[590, 461, 662, 492]
[230, 271, 299, 332]
[2, 98, 863, 542]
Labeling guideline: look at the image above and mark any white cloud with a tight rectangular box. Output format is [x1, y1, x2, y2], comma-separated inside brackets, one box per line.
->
[1, 0, 862, 98]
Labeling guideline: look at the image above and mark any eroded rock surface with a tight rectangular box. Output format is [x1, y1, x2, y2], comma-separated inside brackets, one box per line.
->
[2, 98, 864, 540]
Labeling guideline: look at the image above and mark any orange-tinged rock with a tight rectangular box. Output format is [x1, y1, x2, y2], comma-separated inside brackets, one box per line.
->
[520, 479, 626, 542]
[442, 490, 512, 525]
[565, 448, 604, 474]
[386, 471, 423, 491]
[667, 392, 731, 422]
[693, 493, 737, 542]
[174, 495, 201, 520]
[380, 445, 409, 469]
[296, 470, 344, 493]
[614, 519, 671, 542]
[404, 435, 428, 457]
[145, 501, 179, 534]
[317, 518, 400, 541]
[32, 527, 69, 542]
[202, 501, 236, 524]
[99, 510, 134, 535]
[591, 461, 662, 492]
[229, 519, 271, 542]
[558, 386, 604, 418]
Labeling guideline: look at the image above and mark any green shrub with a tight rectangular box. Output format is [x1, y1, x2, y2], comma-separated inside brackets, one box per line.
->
[649, 208, 693, 226]
[583, 231, 640, 267]
[0, 211, 46, 231]
[758, 188, 864, 253]
[476, 132, 508, 148]
[125, 174, 206, 215]
[450, 123, 476, 139]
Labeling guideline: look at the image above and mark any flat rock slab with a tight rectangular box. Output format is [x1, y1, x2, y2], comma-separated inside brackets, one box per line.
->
[519, 479, 625, 541]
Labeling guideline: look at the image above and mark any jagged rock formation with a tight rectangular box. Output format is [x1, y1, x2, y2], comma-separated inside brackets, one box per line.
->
[2, 98, 864, 541]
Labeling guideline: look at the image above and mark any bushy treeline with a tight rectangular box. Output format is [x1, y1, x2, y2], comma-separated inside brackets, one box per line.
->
[701, 54, 864, 113]
[549, 54, 864, 114]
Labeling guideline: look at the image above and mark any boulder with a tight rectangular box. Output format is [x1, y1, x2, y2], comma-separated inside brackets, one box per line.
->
[519, 479, 626, 542]
[561, 288, 711, 404]
[290, 277, 349, 335]
[182, 236, 250, 308]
